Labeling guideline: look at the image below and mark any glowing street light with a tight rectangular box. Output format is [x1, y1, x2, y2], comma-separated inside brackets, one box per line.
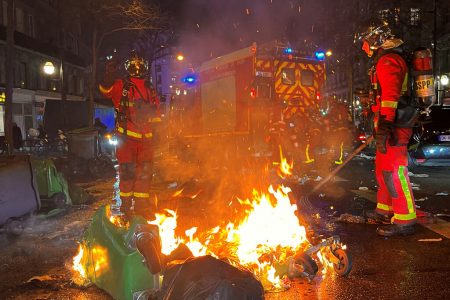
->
[43, 61, 55, 75]
[176, 54, 184, 61]
[440, 74, 449, 86]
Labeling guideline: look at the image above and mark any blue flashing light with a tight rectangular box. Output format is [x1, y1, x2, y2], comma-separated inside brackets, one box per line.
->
[182, 75, 196, 84]
[284, 47, 293, 54]
[314, 51, 325, 60]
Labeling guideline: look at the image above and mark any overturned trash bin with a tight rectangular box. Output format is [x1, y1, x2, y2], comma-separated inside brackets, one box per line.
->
[75, 206, 161, 300]
[31, 158, 71, 209]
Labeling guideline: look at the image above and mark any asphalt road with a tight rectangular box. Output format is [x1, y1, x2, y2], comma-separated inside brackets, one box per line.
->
[0, 152, 449, 299]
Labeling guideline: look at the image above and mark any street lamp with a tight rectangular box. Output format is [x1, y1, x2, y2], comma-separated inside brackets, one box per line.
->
[43, 61, 55, 75]
[43, 60, 66, 130]
[440, 74, 449, 86]
[176, 54, 184, 61]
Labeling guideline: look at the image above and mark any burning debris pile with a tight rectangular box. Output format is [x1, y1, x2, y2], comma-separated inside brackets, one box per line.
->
[72, 149, 351, 299]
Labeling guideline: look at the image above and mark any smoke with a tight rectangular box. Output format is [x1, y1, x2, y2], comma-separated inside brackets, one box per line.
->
[177, 0, 326, 64]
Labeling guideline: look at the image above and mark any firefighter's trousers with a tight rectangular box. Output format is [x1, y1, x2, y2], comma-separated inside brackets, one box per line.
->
[116, 135, 155, 219]
[375, 145, 416, 225]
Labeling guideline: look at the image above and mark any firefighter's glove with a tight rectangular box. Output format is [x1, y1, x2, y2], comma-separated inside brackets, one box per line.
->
[102, 59, 118, 87]
[376, 117, 393, 154]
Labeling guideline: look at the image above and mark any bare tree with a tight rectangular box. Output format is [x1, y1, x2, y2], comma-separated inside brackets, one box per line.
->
[66, 0, 168, 125]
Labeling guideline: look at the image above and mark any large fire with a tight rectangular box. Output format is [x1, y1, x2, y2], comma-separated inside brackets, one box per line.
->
[148, 184, 315, 290]
[72, 147, 345, 291]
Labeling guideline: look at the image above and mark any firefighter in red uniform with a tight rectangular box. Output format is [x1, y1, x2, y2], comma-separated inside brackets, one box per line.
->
[359, 23, 416, 236]
[99, 51, 161, 220]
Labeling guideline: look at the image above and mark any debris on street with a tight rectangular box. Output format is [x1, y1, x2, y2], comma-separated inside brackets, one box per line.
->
[418, 238, 443, 242]
[408, 172, 429, 178]
[416, 197, 428, 202]
[436, 192, 449, 196]
[26, 275, 55, 283]
[356, 153, 375, 160]
[336, 213, 366, 224]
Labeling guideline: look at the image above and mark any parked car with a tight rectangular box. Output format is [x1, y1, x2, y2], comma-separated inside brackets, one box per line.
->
[409, 108, 450, 167]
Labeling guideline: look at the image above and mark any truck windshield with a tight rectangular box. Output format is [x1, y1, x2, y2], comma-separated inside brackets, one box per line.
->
[301, 70, 314, 87]
[281, 68, 295, 85]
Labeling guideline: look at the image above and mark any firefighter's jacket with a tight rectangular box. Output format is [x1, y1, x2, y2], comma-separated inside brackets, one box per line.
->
[370, 51, 411, 145]
[99, 77, 161, 141]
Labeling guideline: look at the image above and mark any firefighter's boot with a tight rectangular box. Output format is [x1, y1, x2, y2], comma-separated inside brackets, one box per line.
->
[120, 197, 134, 221]
[376, 223, 415, 236]
[364, 210, 392, 224]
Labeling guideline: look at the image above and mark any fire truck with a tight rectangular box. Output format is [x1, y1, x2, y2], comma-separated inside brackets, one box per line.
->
[169, 41, 327, 160]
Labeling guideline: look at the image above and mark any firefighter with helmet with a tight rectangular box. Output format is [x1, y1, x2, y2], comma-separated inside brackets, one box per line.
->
[358, 22, 417, 236]
[99, 50, 161, 220]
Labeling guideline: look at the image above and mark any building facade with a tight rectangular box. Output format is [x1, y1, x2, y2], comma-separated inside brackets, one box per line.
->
[321, 0, 450, 119]
[0, 0, 89, 139]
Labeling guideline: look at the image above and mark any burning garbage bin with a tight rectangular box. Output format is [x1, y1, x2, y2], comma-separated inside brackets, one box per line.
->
[74, 206, 161, 300]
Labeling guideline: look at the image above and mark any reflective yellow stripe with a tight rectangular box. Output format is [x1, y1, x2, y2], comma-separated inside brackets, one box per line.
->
[381, 101, 398, 108]
[117, 127, 153, 139]
[99, 84, 114, 94]
[134, 192, 150, 198]
[120, 191, 133, 197]
[398, 166, 415, 214]
[149, 117, 162, 123]
[394, 211, 417, 221]
[377, 203, 393, 212]
[334, 142, 344, 165]
[304, 144, 315, 164]
[401, 73, 408, 93]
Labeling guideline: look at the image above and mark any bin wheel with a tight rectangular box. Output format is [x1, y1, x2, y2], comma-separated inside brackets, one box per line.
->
[332, 248, 352, 276]
[51, 192, 67, 209]
[293, 253, 319, 278]
[6, 220, 24, 236]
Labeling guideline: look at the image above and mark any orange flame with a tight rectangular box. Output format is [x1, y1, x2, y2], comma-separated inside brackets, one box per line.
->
[151, 184, 313, 290]
[274, 146, 293, 178]
[72, 244, 86, 282]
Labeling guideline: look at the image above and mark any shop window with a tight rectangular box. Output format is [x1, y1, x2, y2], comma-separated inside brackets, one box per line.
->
[12, 103, 22, 114]
[24, 115, 33, 132]
[24, 103, 32, 115]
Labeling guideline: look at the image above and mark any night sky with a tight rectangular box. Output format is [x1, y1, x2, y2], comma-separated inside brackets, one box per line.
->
[163, 0, 326, 63]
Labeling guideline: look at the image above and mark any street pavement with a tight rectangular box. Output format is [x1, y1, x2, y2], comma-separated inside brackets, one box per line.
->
[0, 151, 449, 299]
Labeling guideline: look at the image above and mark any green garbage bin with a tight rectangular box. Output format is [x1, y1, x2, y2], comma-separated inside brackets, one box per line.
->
[78, 206, 161, 300]
[31, 158, 72, 208]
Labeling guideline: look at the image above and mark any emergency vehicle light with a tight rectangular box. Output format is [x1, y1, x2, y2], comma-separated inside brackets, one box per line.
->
[182, 75, 196, 84]
[284, 47, 293, 54]
[314, 51, 325, 60]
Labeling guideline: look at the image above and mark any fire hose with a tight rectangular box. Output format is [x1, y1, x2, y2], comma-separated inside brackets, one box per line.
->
[298, 136, 374, 210]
